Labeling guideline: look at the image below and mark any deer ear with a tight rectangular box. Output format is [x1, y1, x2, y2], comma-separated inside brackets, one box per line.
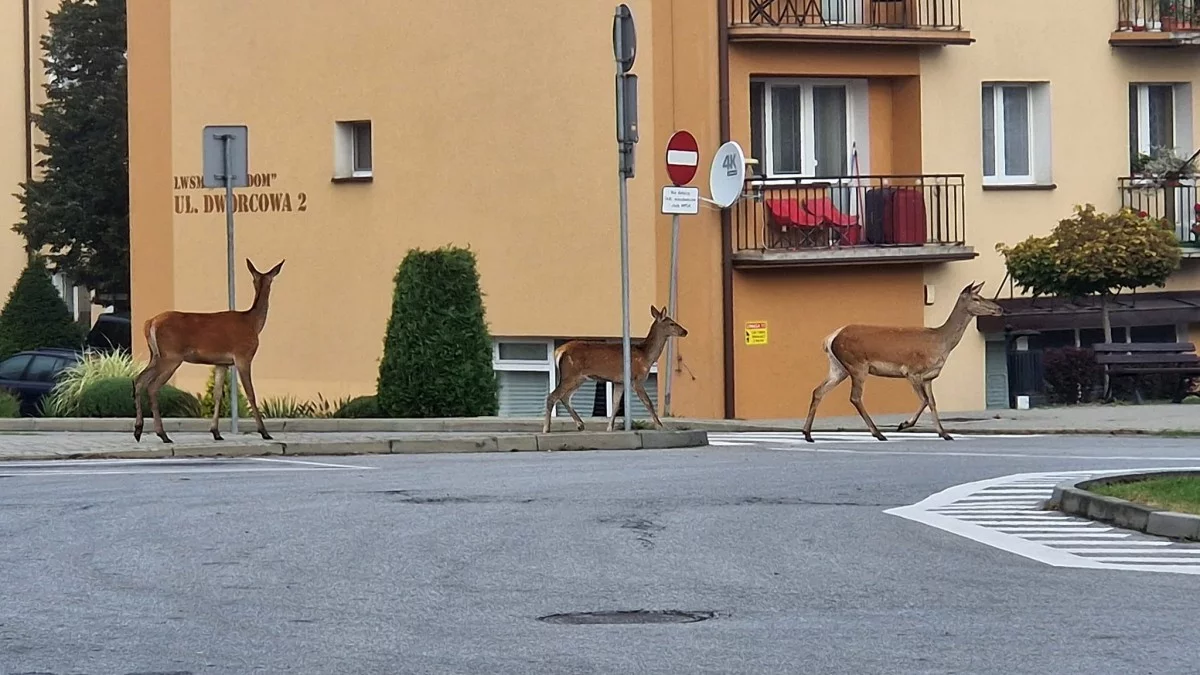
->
[246, 259, 261, 277]
[267, 259, 285, 277]
[650, 305, 661, 319]
[972, 281, 985, 293]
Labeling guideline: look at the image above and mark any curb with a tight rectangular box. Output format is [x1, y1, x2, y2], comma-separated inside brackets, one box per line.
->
[0, 416, 1193, 437]
[1047, 469, 1200, 541]
[0, 429, 710, 462]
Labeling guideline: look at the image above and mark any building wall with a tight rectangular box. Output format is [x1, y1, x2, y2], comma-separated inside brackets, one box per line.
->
[921, 0, 1200, 411]
[130, 0, 683, 400]
[733, 266, 924, 419]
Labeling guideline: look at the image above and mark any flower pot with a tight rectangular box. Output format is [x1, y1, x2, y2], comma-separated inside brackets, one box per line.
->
[1163, 18, 1179, 30]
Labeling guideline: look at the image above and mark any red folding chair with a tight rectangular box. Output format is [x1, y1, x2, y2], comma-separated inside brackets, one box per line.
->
[802, 196, 861, 246]
[764, 197, 826, 248]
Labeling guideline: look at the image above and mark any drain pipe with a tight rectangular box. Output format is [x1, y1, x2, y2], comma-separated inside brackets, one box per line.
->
[22, 0, 33, 183]
[716, 0, 735, 420]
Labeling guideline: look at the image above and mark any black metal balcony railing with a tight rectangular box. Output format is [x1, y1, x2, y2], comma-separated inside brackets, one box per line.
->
[733, 174, 966, 253]
[1118, 176, 1200, 247]
[729, 0, 963, 31]
[1116, 0, 1200, 32]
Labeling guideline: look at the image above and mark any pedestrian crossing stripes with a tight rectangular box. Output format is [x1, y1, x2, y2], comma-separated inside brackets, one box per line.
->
[885, 468, 1200, 575]
[708, 431, 1041, 447]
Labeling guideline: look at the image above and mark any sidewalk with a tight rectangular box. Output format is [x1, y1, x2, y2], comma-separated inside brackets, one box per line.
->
[673, 403, 1200, 436]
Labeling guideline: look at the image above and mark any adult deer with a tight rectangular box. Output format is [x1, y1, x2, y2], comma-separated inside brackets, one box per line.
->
[801, 281, 1003, 443]
[133, 259, 285, 444]
[543, 305, 688, 434]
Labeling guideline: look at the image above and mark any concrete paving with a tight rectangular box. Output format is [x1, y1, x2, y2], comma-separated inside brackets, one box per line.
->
[3, 434, 1200, 673]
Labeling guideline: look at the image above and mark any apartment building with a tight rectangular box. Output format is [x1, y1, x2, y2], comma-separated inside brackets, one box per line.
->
[3, 0, 93, 325]
[125, 0, 1200, 420]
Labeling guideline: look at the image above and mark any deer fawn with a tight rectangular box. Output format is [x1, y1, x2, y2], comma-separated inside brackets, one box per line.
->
[802, 281, 1003, 443]
[543, 305, 688, 434]
[133, 259, 285, 444]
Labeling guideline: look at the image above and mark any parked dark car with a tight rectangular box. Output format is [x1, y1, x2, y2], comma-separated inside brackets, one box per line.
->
[86, 312, 132, 354]
[0, 348, 83, 416]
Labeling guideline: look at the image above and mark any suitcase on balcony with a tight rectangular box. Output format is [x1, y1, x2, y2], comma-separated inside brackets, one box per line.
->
[888, 187, 927, 245]
[863, 186, 928, 245]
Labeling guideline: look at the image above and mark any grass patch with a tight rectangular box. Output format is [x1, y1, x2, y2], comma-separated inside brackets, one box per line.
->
[1091, 476, 1200, 515]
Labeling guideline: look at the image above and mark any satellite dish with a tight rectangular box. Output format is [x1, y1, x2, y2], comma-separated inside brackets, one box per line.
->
[709, 141, 746, 209]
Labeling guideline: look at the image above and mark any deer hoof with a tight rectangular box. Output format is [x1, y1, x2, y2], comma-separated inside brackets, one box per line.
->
[211, 431, 224, 441]
[802, 431, 814, 443]
[940, 433, 954, 441]
[157, 433, 174, 444]
[260, 431, 273, 441]
[896, 422, 910, 432]
[133, 426, 142, 442]
[873, 432, 888, 442]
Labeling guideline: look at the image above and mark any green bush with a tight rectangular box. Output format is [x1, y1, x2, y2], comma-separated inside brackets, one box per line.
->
[75, 376, 201, 418]
[376, 246, 498, 417]
[1042, 347, 1102, 405]
[198, 366, 250, 418]
[43, 349, 142, 416]
[0, 388, 21, 418]
[334, 395, 383, 419]
[0, 256, 84, 360]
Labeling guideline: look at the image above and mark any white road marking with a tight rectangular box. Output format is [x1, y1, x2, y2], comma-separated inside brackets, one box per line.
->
[885, 467, 1200, 575]
[248, 457, 377, 470]
[0, 456, 375, 477]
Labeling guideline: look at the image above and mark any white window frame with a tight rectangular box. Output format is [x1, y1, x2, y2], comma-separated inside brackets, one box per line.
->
[1130, 82, 1193, 159]
[755, 77, 871, 184]
[981, 82, 1053, 187]
[333, 120, 373, 179]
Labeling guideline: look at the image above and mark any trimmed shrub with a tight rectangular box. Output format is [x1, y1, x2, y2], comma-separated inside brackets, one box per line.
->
[334, 395, 383, 419]
[1042, 347, 1102, 405]
[75, 376, 200, 418]
[0, 256, 84, 360]
[0, 388, 21, 418]
[376, 246, 498, 418]
[43, 349, 141, 416]
[199, 367, 250, 418]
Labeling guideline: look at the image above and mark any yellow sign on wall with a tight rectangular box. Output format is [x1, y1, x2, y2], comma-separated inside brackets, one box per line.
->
[745, 321, 768, 346]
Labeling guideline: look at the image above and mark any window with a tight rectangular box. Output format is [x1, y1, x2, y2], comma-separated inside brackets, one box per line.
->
[0, 355, 31, 381]
[750, 78, 870, 179]
[491, 338, 663, 420]
[1129, 83, 1193, 168]
[334, 120, 373, 179]
[981, 82, 1052, 186]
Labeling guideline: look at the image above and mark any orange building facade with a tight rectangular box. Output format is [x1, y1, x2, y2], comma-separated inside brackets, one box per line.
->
[120, 0, 1200, 421]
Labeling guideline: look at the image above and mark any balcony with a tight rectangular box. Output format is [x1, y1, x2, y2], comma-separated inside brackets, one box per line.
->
[727, 0, 973, 46]
[1111, 0, 1200, 47]
[1118, 176, 1200, 254]
[731, 174, 976, 268]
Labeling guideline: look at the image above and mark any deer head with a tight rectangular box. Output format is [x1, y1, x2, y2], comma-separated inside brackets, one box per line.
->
[650, 304, 688, 337]
[959, 281, 1003, 317]
[247, 258, 285, 292]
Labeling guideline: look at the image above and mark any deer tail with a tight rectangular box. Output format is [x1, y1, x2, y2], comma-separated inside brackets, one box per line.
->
[822, 326, 849, 376]
[147, 321, 161, 360]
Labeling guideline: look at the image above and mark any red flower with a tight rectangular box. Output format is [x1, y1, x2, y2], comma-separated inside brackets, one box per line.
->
[1138, 210, 1149, 217]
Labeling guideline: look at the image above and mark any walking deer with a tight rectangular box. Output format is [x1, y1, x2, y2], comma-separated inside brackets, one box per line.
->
[802, 281, 1003, 443]
[133, 259, 285, 444]
[543, 305, 688, 434]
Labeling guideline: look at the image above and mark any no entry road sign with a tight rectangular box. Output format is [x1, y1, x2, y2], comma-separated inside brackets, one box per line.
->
[665, 130, 699, 186]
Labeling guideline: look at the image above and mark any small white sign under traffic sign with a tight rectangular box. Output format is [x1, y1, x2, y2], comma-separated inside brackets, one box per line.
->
[661, 186, 699, 215]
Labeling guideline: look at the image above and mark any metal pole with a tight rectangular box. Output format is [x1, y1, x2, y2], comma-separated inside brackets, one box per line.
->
[663, 213, 680, 417]
[615, 8, 633, 432]
[221, 134, 240, 435]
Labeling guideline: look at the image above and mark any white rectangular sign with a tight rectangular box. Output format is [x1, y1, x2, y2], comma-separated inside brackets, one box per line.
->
[661, 186, 699, 215]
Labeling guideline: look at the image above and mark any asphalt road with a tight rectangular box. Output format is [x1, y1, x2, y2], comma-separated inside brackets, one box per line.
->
[4, 434, 1200, 674]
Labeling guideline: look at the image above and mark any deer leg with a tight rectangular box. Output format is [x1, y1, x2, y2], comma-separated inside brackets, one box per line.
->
[607, 388, 625, 432]
[897, 376, 929, 432]
[147, 359, 183, 444]
[132, 359, 159, 442]
[922, 380, 953, 441]
[209, 366, 227, 441]
[543, 374, 587, 434]
[234, 358, 271, 440]
[847, 370, 887, 442]
[802, 354, 848, 443]
[633, 379, 663, 429]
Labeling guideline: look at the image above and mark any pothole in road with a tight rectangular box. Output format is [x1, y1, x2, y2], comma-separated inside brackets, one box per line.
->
[537, 609, 716, 625]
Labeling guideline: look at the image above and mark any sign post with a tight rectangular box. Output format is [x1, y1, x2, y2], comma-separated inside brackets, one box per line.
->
[202, 125, 249, 435]
[661, 130, 699, 417]
[613, 4, 638, 431]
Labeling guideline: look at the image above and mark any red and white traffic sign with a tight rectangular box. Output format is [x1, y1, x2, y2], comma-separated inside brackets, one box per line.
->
[665, 130, 699, 186]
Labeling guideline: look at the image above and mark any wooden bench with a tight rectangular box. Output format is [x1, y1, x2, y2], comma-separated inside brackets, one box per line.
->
[1092, 342, 1200, 404]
